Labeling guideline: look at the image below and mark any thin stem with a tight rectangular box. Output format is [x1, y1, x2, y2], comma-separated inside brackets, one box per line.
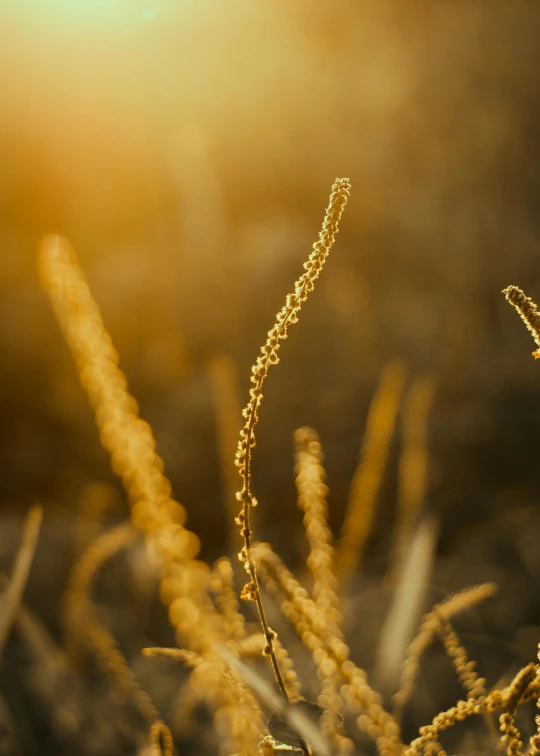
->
[243, 494, 289, 700]
[0, 504, 43, 658]
[235, 178, 351, 701]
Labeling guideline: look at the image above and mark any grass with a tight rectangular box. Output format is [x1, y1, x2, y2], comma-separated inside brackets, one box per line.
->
[17, 184, 540, 755]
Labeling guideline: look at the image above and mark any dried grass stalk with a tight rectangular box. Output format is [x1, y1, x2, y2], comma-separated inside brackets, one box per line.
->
[149, 720, 174, 756]
[144, 646, 264, 755]
[374, 517, 437, 699]
[254, 543, 402, 755]
[294, 427, 340, 631]
[503, 285, 540, 358]
[234, 178, 351, 699]
[210, 557, 247, 645]
[64, 522, 172, 751]
[294, 427, 351, 747]
[336, 361, 406, 581]
[39, 235, 263, 754]
[407, 663, 539, 756]
[503, 285, 540, 755]
[216, 646, 331, 756]
[393, 583, 497, 717]
[438, 620, 487, 699]
[0, 504, 43, 658]
[388, 375, 436, 580]
[530, 644, 540, 756]
[64, 520, 137, 662]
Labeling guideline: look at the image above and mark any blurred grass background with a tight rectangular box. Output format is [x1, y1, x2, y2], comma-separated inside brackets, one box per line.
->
[2, 2, 540, 753]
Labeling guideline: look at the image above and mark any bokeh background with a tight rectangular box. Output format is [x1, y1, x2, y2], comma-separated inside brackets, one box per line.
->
[2, 1, 540, 754]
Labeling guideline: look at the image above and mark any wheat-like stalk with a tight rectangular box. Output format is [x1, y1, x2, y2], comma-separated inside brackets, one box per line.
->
[38, 237, 201, 574]
[393, 583, 497, 716]
[497, 663, 536, 756]
[503, 285, 540, 358]
[235, 178, 351, 699]
[83, 608, 164, 727]
[254, 542, 403, 754]
[503, 285, 540, 754]
[0, 504, 43, 659]
[149, 721, 175, 756]
[294, 427, 340, 631]
[64, 520, 137, 662]
[38, 235, 263, 754]
[63, 521, 173, 751]
[438, 620, 487, 700]
[388, 375, 435, 580]
[212, 557, 307, 709]
[530, 646, 540, 756]
[144, 646, 264, 755]
[407, 663, 540, 756]
[293, 427, 350, 745]
[336, 361, 406, 581]
[210, 557, 247, 645]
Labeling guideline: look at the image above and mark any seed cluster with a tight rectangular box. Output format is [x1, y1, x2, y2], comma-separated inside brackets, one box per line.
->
[438, 620, 486, 699]
[294, 428, 340, 630]
[293, 427, 351, 747]
[503, 285, 540, 358]
[233, 179, 351, 699]
[406, 663, 540, 756]
[393, 583, 497, 715]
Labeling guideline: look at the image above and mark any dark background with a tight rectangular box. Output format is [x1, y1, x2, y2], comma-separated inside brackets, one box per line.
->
[1, 2, 540, 753]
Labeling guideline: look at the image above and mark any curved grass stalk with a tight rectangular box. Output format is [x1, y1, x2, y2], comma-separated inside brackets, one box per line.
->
[64, 520, 137, 662]
[388, 375, 436, 581]
[0, 504, 42, 659]
[335, 361, 406, 582]
[235, 178, 351, 700]
[393, 583, 497, 717]
[38, 235, 263, 754]
[406, 663, 539, 756]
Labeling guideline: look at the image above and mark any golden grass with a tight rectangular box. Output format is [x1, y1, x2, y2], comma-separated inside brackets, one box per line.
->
[388, 375, 436, 580]
[64, 519, 137, 662]
[63, 520, 174, 751]
[293, 427, 351, 748]
[503, 286, 540, 358]
[503, 285, 540, 755]
[38, 233, 263, 754]
[31, 200, 540, 756]
[393, 583, 497, 717]
[0, 505, 42, 657]
[294, 427, 339, 633]
[235, 177, 351, 702]
[210, 556, 248, 646]
[336, 361, 406, 582]
[253, 542, 402, 754]
[406, 663, 540, 756]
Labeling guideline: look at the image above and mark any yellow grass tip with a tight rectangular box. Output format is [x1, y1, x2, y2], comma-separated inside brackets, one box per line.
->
[503, 285, 540, 358]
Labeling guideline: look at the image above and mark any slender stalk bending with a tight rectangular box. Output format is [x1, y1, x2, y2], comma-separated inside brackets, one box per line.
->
[235, 177, 351, 700]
